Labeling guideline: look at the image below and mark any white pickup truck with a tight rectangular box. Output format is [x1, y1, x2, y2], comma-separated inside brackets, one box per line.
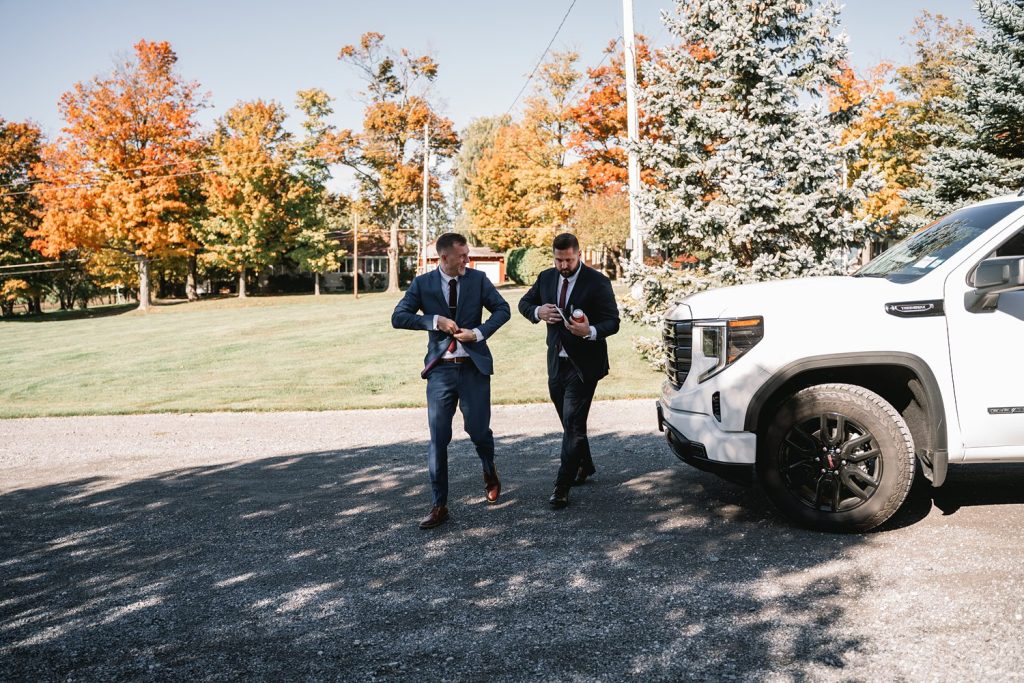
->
[657, 193, 1024, 532]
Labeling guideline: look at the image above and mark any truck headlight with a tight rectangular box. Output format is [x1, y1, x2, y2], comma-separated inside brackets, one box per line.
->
[695, 316, 763, 382]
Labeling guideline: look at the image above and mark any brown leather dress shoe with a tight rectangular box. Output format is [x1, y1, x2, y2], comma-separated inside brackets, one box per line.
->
[418, 505, 449, 529]
[484, 469, 501, 504]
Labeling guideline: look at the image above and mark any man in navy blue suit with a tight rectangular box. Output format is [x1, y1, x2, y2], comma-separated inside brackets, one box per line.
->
[391, 233, 511, 529]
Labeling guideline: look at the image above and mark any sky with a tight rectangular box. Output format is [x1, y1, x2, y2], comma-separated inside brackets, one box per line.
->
[0, 0, 978, 192]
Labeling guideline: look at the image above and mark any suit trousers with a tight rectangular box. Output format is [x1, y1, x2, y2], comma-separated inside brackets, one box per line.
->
[426, 361, 497, 507]
[549, 357, 598, 488]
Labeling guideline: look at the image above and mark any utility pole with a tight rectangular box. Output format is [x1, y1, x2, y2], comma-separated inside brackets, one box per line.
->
[421, 120, 430, 274]
[623, 0, 643, 265]
[352, 206, 360, 300]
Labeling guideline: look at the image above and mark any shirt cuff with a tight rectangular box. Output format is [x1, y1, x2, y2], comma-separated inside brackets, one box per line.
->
[588, 325, 597, 340]
[432, 315, 438, 330]
[473, 328, 483, 342]
[534, 306, 541, 322]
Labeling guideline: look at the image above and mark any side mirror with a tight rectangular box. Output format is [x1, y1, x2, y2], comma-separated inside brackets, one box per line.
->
[974, 256, 1024, 290]
[966, 256, 1024, 312]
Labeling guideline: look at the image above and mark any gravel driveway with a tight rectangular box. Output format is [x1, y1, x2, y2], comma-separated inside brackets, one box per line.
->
[2, 400, 1024, 681]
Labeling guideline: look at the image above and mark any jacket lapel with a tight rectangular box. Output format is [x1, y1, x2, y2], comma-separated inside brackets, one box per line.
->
[433, 269, 449, 315]
[566, 264, 586, 312]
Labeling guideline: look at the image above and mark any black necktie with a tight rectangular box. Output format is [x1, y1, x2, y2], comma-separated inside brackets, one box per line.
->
[448, 278, 458, 319]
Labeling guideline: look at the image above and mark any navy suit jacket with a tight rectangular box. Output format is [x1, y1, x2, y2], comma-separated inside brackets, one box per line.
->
[517, 264, 620, 384]
[391, 267, 511, 376]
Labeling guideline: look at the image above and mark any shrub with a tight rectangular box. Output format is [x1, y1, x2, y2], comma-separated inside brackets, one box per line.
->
[507, 247, 550, 285]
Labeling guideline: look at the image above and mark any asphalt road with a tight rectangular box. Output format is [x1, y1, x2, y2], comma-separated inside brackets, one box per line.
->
[2, 400, 1023, 681]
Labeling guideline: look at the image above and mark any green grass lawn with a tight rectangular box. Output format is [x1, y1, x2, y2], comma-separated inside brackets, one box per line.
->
[0, 289, 664, 418]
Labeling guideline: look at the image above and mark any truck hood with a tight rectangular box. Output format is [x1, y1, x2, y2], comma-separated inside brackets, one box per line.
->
[665, 275, 939, 321]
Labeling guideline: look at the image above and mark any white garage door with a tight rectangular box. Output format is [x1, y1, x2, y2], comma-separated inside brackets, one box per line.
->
[476, 261, 500, 285]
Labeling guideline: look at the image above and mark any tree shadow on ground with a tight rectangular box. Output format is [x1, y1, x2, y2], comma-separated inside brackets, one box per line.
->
[0, 430, 947, 681]
[1, 304, 139, 324]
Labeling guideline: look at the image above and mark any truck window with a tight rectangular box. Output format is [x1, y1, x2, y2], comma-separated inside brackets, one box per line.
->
[855, 201, 1024, 283]
[995, 229, 1024, 257]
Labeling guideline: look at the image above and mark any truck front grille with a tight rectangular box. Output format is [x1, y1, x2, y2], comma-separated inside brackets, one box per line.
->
[663, 320, 693, 388]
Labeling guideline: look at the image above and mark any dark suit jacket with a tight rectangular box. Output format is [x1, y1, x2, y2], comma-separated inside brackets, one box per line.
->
[391, 267, 511, 376]
[518, 264, 620, 384]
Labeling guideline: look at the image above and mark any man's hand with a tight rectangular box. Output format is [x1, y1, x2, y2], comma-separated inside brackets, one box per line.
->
[436, 316, 459, 335]
[538, 304, 563, 324]
[453, 329, 476, 343]
[565, 314, 591, 338]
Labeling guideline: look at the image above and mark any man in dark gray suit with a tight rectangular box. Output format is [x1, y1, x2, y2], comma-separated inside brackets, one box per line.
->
[518, 233, 620, 509]
[391, 233, 511, 529]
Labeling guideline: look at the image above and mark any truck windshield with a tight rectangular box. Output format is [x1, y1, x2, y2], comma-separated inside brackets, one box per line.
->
[855, 201, 1024, 283]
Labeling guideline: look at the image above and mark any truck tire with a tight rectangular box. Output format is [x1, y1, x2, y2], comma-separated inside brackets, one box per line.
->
[758, 383, 915, 533]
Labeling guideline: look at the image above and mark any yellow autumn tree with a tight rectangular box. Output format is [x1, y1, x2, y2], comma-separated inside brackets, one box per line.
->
[199, 100, 308, 297]
[465, 51, 584, 250]
[30, 40, 204, 311]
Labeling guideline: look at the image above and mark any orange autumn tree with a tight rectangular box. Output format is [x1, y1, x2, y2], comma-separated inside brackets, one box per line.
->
[465, 51, 583, 250]
[31, 40, 204, 311]
[331, 32, 458, 292]
[199, 100, 308, 298]
[566, 35, 657, 194]
[0, 119, 45, 316]
[828, 62, 908, 243]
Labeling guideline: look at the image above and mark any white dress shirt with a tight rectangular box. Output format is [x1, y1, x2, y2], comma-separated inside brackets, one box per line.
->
[534, 265, 597, 358]
[433, 268, 483, 359]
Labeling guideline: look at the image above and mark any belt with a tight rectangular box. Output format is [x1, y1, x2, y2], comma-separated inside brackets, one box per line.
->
[440, 357, 471, 364]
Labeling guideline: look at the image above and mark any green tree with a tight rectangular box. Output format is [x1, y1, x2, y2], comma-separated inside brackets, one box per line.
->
[291, 88, 347, 295]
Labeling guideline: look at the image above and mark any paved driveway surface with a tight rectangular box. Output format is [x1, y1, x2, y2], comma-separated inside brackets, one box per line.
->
[2, 400, 1023, 681]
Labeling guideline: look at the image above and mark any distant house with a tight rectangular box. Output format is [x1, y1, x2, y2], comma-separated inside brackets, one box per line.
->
[425, 242, 506, 285]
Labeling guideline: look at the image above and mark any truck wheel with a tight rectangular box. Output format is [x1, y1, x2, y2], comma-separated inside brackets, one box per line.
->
[758, 383, 915, 533]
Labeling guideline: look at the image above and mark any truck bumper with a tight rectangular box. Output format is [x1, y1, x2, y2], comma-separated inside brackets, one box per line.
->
[656, 401, 755, 486]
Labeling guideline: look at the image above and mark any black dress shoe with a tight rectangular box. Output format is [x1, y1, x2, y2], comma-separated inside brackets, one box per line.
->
[549, 486, 570, 508]
[571, 467, 594, 487]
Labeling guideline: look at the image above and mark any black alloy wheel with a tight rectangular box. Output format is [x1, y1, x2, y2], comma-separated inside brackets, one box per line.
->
[779, 412, 882, 513]
[759, 383, 916, 533]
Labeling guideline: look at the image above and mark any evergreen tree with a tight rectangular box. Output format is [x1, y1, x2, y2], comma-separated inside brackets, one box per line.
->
[626, 0, 873, 328]
[905, 0, 1024, 223]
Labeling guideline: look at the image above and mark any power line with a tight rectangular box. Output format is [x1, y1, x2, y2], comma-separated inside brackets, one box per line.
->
[0, 155, 219, 192]
[0, 259, 84, 270]
[504, 0, 578, 118]
[0, 159, 298, 200]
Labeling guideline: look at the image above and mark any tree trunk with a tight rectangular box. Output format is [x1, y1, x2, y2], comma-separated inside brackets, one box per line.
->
[31, 295, 42, 314]
[137, 257, 151, 311]
[186, 253, 199, 301]
[314, 272, 321, 296]
[238, 268, 247, 298]
[386, 217, 400, 293]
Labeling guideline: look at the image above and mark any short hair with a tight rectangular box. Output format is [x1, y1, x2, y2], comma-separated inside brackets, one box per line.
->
[436, 232, 468, 254]
[552, 232, 579, 252]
